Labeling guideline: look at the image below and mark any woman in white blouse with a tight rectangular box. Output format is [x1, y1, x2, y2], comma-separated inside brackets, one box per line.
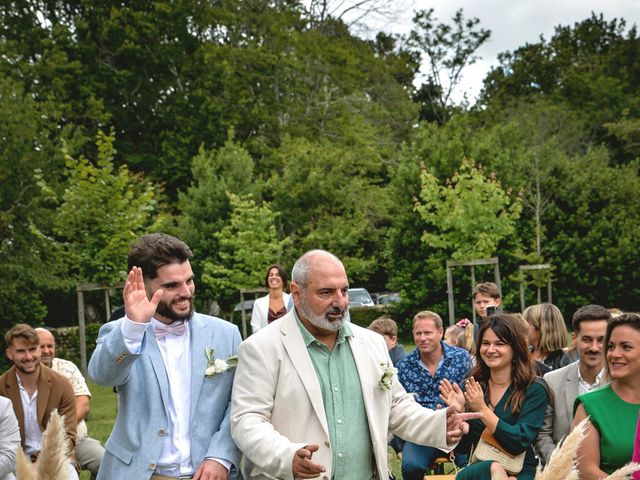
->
[250, 264, 291, 334]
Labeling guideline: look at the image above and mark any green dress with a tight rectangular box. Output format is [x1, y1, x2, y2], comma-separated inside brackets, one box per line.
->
[455, 380, 549, 480]
[574, 384, 640, 474]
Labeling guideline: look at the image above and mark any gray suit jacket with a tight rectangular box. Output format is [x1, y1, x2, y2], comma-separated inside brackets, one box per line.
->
[0, 396, 19, 480]
[536, 361, 580, 464]
[89, 313, 242, 479]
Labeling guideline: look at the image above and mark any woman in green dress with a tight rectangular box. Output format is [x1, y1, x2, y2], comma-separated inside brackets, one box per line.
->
[573, 312, 640, 479]
[452, 314, 549, 480]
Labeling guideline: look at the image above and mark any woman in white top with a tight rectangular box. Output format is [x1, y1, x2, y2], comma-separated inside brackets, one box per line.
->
[250, 264, 291, 334]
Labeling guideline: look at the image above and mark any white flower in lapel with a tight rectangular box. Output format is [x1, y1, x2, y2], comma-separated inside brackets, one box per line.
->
[378, 362, 397, 390]
[204, 348, 238, 378]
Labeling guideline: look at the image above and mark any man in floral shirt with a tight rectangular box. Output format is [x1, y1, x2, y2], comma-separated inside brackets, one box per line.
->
[397, 310, 472, 480]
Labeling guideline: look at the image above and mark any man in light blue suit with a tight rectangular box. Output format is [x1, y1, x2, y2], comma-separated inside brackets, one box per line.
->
[89, 233, 241, 480]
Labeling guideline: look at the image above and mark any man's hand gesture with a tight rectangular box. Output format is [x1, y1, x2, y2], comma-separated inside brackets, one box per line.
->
[123, 266, 162, 324]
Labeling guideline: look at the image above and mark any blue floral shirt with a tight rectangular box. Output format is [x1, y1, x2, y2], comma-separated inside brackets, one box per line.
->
[397, 341, 472, 409]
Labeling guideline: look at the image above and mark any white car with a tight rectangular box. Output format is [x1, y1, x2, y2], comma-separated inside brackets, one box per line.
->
[348, 288, 375, 307]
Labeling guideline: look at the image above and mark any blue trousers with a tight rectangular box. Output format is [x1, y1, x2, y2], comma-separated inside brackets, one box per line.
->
[401, 441, 466, 480]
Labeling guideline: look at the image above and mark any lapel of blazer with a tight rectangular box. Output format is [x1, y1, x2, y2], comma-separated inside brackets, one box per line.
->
[36, 365, 52, 429]
[347, 331, 377, 425]
[145, 324, 171, 409]
[280, 313, 330, 439]
[565, 362, 580, 415]
[2, 368, 25, 445]
[190, 314, 208, 420]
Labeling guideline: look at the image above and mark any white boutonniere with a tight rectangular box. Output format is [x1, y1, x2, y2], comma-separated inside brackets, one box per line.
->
[204, 348, 238, 378]
[379, 362, 397, 390]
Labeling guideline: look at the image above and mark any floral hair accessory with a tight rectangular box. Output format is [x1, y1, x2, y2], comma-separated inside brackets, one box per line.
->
[456, 318, 471, 328]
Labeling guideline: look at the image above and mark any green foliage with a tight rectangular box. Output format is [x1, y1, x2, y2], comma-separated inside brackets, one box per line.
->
[54, 324, 102, 369]
[407, 8, 491, 122]
[53, 130, 165, 284]
[201, 193, 289, 310]
[416, 160, 522, 261]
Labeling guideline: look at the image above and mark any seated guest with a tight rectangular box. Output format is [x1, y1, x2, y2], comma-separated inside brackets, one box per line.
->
[397, 310, 471, 480]
[0, 396, 19, 480]
[445, 318, 476, 356]
[250, 264, 291, 334]
[523, 303, 571, 371]
[0, 324, 78, 480]
[573, 312, 640, 479]
[368, 316, 407, 366]
[455, 314, 549, 480]
[36, 328, 105, 479]
[535, 304, 610, 465]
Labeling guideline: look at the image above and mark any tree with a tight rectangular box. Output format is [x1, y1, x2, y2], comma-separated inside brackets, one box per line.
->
[53, 130, 165, 284]
[201, 193, 289, 310]
[407, 8, 490, 123]
[416, 160, 522, 261]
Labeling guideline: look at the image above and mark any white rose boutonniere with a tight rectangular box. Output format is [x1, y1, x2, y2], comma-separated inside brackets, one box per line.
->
[379, 362, 397, 390]
[204, 348, 238, 378]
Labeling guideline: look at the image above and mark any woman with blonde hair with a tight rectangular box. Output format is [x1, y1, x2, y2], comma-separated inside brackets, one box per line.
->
[522, 303, 570, 371]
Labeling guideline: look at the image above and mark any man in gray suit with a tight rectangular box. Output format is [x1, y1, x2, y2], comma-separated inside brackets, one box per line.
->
[89, 233, 241, 480]
[535, 304, 611, 464]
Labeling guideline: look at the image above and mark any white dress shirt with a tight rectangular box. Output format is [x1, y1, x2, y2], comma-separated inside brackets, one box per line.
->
[16, 375, 40, 457]
[578, 367, 605, 395]
[121, 316, 230, 476]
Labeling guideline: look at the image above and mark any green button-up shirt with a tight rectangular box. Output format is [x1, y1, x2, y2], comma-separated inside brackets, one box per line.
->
[296, 316, 375, 480]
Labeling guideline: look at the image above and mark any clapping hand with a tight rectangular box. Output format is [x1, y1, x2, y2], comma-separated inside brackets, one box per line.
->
[123, 266, 162, 324]
[464, 377, 487, 412]
[439, 379, 465, 413]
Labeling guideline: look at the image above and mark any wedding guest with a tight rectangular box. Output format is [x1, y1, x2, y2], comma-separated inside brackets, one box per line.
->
[523, 303, 571, 371]
[250, 264, 291, 334]
[573, 312, 640, 479]
[0, 396, 19, 480]
[453, 314, 549, 480]
[445, 318, 476, 355]
[368, 316, 407, 366]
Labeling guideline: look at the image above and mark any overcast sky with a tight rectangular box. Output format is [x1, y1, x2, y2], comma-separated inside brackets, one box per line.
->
[348, 0, 640, 103]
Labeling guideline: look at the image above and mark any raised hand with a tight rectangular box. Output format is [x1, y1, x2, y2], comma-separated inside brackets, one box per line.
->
[123, 266, 162, 324]
[439, 379, 465, 413]
[292, 444, 326, 479]
[464, 377, 487, 412]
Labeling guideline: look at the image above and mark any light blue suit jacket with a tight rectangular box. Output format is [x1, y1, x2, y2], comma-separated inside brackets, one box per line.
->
[89, 313, 242, 479]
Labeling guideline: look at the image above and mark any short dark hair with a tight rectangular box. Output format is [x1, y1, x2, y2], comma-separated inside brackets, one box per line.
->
[127, 233, 192, 280]
[572, 304, 611, 332]
[5, 323, 40, 347]
[265, 264, 289, 289]
[473, 282, 500, 300]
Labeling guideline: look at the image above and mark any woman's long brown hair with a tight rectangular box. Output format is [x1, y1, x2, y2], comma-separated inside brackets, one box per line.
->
[469, 314, 538, 414]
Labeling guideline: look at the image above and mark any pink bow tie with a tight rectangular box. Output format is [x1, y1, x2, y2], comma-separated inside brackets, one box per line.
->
[154, 322, 186, 339]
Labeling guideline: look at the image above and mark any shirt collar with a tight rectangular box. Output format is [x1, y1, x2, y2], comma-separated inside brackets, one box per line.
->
[578, 365, 605, 388]
[294, 309, 353, 347]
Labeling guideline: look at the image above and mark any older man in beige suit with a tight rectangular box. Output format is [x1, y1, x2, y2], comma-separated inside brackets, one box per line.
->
[231, 250, 476, 480]
[535, 305, 611, 465]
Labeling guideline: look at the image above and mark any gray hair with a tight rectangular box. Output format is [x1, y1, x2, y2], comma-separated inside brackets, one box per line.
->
[291, 249, 342, 288]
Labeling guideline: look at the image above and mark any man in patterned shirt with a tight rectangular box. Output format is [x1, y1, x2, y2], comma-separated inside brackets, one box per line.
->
[397, 310, 472, 480]
[36, 328, 105, 479]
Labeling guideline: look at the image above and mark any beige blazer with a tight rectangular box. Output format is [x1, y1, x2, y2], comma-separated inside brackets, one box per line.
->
[536, 361, 580, 464]
[231, 311, 448, 480]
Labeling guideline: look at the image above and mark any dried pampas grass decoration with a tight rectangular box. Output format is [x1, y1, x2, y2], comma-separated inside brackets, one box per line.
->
[535, 416, 640, 480]
[15, 409, 72, 480]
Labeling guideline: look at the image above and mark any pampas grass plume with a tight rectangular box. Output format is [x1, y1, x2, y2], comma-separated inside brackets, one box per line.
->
[604, 462, 640, 479]
[534, 416, 588, 480]
[16, 410, 72, 480]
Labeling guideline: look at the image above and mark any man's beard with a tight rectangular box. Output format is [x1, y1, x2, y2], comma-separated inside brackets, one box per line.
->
[299, 294, 348, 332]
[40, 355, 52, 368]
[155, 296, 195, 322]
